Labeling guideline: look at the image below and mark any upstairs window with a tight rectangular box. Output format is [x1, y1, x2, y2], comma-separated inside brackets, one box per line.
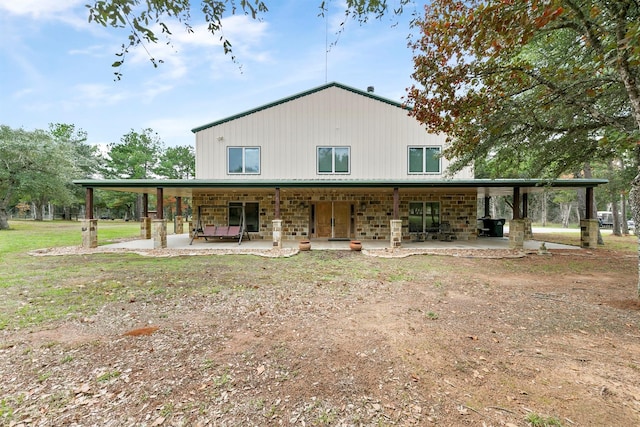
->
[408, 146, 440, 174]
[228, 147, 260, 174]
[317, 146, 350, 174]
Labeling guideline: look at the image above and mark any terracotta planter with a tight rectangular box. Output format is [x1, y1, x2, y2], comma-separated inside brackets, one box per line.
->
[299, 240, 311, 251]
[349, 240, 362, 251]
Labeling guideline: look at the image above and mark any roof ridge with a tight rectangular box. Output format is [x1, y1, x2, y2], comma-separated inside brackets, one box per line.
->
[190, 82, 408, 133]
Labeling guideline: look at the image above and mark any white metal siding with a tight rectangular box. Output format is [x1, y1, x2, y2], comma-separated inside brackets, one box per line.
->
[195, 86, 473, 180]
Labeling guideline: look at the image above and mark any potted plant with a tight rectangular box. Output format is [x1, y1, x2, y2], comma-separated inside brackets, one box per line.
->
[299, 240, 311, 251]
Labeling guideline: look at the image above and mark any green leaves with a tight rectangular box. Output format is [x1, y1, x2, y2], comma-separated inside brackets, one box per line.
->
[407, 0, 640, 181]
[0, 125, 97, 226]
[86, 0, 268, 79]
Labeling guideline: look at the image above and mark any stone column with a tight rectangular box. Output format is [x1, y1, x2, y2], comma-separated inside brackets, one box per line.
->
[141, 217, 152, 239]
[390, 219, 402, 248]
[175, 215, 184, 234]
[524, 218, 533, 240]
[82, 219, 98, 248]
[272, 219, 282, 249]
[509, 219, 526, 249]
[153, 219, 167, 249]
[580, 219, 599, 249]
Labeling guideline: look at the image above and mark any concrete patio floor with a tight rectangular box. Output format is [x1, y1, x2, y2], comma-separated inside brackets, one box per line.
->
[102, 233, 580, 251]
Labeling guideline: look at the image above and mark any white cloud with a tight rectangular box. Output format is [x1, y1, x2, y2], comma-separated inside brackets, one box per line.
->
[72, 83, 129, 107]
[141, 83, 175, 101]
[143, 117, 196, 147]
[0, 0, 83, 17]
[68, 45, 111, 58]
[123, 14, 271, 84]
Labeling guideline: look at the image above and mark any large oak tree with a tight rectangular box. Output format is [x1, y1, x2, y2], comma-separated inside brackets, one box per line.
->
[406, 0, 640, 293]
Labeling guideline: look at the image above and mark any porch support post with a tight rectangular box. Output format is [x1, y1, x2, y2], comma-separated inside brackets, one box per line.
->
[272, 219, 282, 249]
[389, 187, 402, 248]
[509, 187, 525, 249]
[152, 187, 167, 249]
[523, 193, 532, 240]
[580, 187, 598, 248]
[156, 188, 164, 220]
[580, 219, 599, 248]
[152, 218, 167, 249]
[390, 219, 402, 248]
[86, 187, 94, 219]
[82, 187, 98, 248]
[143, 193, 149, 217]
[585, 187, 594, 219]
[272, 188, 282, 248]
[175, 196, 184, 234]
[512, 187, 521, 219]
[141, 193, 151, 239]
[484, 196, 490, 218]
[393, 187, 399, 220]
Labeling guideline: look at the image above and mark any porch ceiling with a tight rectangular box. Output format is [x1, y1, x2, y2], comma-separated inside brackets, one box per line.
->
[73, 178, 608, 198]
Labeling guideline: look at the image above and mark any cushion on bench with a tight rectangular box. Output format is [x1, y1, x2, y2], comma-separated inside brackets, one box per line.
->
[202, 225, 217, 236]
[226, 226, 240, 236]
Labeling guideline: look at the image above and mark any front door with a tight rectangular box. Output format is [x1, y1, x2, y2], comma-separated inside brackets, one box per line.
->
[315, 202, 352, 239]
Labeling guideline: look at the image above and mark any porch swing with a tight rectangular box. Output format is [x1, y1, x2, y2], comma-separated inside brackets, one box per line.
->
[189, 204, 251, 245]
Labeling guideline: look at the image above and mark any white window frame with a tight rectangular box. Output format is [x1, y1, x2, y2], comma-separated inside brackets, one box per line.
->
[317, 146, 351, 175]
[227, 147, 261, 175]
[408, 146, 441, 174]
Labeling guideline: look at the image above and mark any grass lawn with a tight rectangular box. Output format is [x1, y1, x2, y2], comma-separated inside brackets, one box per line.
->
[1, 219, 638, 426]
[533, 229, 638, 252]
[0, 219, 635, 332]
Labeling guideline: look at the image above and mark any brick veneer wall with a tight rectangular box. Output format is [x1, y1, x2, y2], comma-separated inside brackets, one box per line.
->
[192, 190, 478, 241]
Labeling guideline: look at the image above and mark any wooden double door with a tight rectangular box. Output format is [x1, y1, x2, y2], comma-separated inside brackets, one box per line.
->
[314, 202, 353, 239]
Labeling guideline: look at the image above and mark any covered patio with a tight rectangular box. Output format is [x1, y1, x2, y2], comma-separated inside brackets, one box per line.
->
[73, 178, 607, 251]
[99, 231, 579, 252]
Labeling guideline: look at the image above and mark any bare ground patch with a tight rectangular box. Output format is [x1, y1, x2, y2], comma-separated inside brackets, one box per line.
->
[1, 249, 639, 426]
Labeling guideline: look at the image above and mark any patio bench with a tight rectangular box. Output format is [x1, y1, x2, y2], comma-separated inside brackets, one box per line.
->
[190, 224, 249, 245]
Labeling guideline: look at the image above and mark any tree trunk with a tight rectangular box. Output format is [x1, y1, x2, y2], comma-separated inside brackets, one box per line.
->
[631, 161, 640, 298]
[0, 206, 10, 230]
[560, 203, 571, 228]
[612, 198, 621, 236]
[622, 193, 629, 235]
[33, 201, 44, 221]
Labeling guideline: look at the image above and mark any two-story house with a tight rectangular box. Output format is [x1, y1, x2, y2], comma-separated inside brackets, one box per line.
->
[75, 82, 605, 249]
[190, 82, 475, 243]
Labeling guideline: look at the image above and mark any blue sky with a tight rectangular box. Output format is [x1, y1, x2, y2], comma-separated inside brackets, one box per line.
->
[0, 0, 423, 148]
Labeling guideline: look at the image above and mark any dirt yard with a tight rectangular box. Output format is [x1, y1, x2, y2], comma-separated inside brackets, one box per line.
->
[1, 248, 639, 426]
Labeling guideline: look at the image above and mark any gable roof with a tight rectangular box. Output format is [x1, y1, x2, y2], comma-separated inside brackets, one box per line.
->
[191, 82, 409, 133]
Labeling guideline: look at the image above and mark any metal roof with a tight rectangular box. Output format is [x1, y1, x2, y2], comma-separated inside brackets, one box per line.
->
[190, 82, 408, 133]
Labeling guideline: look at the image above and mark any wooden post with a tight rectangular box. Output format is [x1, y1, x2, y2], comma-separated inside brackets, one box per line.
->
[512, 188, 521, 219]
[484, 196, 490, 217]
[275, 187, 281, 219]
[586, 187, 594, 219]
[393, 187, 399, 220]
[83, 187, 97, 248]
[142, 193, 149, 218]
[522, 193, 529, 218]
[176, 196, 182, 217]
[156, 188, 164, 220]
[85, 187, 94, 219]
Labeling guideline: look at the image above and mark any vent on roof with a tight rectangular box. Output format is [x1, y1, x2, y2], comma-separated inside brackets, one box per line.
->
[367, 86, 374, 93]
